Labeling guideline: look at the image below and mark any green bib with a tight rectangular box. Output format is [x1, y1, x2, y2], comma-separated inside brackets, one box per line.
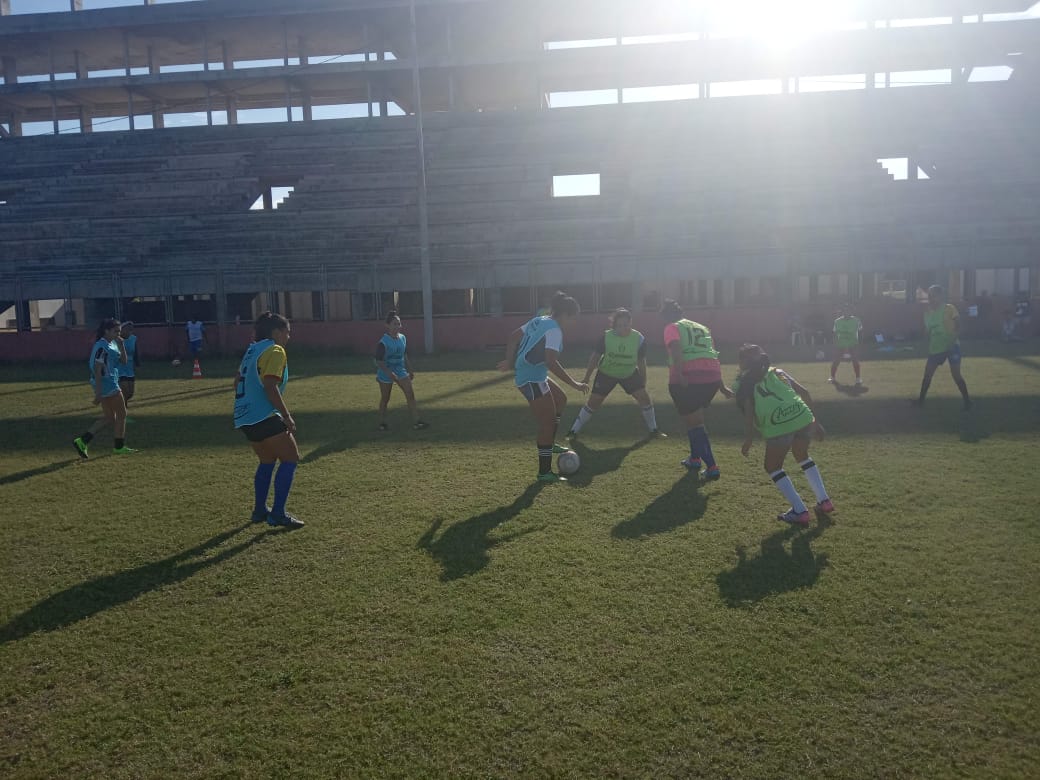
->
[924, 305, 956, 355]
[753, 369, 812, 439]
[669, 320, 718, 365]
[834, 317, 861, 348]
[600, 329, 642, 378]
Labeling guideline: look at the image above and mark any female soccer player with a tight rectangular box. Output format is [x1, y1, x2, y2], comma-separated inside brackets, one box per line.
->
[118, 321, 140, 405]
[375, 311, 430, 431]
[566, 308, 664, 439]
[829, 305, 863, 385]
[913, 285, 972, 410]
[735, 344, 834, 526]
[233, 311, 303, 529]
[73, 318, 135, 458]
[498, 291, 590, 482]
[661, 299, 733, 480]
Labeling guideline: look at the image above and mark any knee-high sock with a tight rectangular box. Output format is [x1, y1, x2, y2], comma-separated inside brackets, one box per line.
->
[570, 405, 594, 433]
[688, 425, 717, 468]
[770, 469, 807, 513]
[641, 405, 657, 432]
[254, 462, 276, 512]
[272, 462, 298, 516]
[537, 444, 553, 475]
[798, 458, 829, 503]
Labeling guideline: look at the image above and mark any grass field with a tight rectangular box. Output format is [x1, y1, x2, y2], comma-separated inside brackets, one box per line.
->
[2, 341, 1039, 778]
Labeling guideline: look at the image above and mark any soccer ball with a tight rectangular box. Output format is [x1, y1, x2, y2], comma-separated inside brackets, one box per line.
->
[557, 449, 580, 475]
[171, 359, 182, 366]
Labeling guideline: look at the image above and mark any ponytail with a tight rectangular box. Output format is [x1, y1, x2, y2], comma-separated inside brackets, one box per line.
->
[254, 311, 289, 342]
[550, 291, 580, 319]
[735, 344, 770, 413]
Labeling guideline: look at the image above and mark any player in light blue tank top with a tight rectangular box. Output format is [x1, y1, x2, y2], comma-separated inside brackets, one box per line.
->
[375, 310, 429, 431]
[233, 312, 304, 529]
[497, 292, 589, 483]
[73, 318, 136, 459]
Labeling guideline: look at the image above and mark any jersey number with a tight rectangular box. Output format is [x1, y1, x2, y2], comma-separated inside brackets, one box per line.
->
[681, 327, 710, 350]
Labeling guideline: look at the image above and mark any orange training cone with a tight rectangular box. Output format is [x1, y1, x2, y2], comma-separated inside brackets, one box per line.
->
[192, 358, 203, 379]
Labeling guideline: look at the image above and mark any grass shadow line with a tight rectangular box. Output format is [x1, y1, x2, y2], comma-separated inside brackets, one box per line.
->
[612, 473, 709, 539]
[418, 483, 545, 581]
[0, 523, 268, 645]
[0, 459, 78, 486]
[716, 515, 832, 608]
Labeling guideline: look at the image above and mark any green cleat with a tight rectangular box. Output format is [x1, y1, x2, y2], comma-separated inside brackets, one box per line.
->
[551, 443, 569, 454]
[537, 472, 567, 483]
[73, 437, 89, 459]
[112, 446, 138, 455]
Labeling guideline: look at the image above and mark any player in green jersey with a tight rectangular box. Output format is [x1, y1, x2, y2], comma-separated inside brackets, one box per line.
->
[566, 309, 664, 439]
[913, 285, 972, 410]
[736, 344, 834, 527]
[829, 305, 863, 385]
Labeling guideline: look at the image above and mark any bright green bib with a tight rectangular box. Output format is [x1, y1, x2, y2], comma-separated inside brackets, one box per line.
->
[925, 305, 956, 355]
[600, 329, 642, 379]
[753, 369, 813, 439]
[669, 320, 718, 365]
[834, 317, 861, 348]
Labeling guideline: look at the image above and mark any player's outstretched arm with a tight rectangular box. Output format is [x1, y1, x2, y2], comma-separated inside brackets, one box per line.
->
[583, 351, 603, 384]
[546, 349, 589, 393]
[496, 328, 522, 372]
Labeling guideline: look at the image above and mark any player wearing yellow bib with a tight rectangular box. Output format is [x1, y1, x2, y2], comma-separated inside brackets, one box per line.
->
[829, 306, 863, 385]
[233, 311, 303, 529]
[661, 300, 733, 480]
[913, 285, 972, 410]
[566, 309, 664, 439]
[736, 344, 834, 527]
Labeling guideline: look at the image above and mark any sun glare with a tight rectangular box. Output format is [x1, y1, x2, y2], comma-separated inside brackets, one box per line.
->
[708, 0, 847, 52]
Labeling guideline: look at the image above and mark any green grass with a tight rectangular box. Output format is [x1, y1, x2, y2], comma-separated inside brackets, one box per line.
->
[2, 342, 1039, 778]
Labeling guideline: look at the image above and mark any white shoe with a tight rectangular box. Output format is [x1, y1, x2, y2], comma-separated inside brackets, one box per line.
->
[827, 376, 835, 383]
[855, 378, 863, 385]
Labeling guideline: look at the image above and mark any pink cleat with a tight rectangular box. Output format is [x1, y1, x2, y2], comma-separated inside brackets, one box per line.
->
[777, 508, 811, 527]
[816, 499, 835, 515]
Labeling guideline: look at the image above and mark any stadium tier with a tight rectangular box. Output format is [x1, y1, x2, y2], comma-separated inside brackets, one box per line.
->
[1, 0, 1038, 352]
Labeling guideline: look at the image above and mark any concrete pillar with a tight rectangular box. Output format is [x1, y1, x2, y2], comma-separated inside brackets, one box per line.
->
[262, 189, 273, 211]
[70, 0, 82, 10]
[147, 45, 158, 75]
[226, 94, 237, 125]
[151, 103, 164, 128]
[74, 50, 87, 80]
[301, 90, 313, 122]
[222, 41, 233, 71]
[2, 56, 16, 84]
[79, 105, 93, 133]
[0, 0, 10, 17]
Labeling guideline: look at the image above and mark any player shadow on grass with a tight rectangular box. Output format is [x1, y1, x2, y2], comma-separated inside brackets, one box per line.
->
[959, 409, 992, 444]
[715, 516, 832, 607]
[0, 523, 272, 645]
[831, 380, 869, 397]
[565, 438, 648, 487]
[45, 385, 230, 417]
[0, 459, 78, 486]
[417, 483, 545, 581]
[611, 474, 709, 539]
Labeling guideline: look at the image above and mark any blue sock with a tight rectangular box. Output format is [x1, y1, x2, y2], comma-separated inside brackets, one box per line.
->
[254, 462, 275, 513]
[689, 426, 717, 468]
[686, 428, 702, 462]
[271, 462, 298, 516]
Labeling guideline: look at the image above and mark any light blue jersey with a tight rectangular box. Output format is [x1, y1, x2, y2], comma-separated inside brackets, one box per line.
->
[376, 333, 407, 383]
[514, 316, 563, 386]
[89, 338, 122, 397]
[121, 334, 137, 378]
[234, 339, 288, 428]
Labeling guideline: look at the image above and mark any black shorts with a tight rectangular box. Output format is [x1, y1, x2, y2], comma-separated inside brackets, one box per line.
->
[926, 344, 963, 368]
[239, 415, 288, 442]
[118, 377, 135, 389]
[592, 370, 645, 398]
[668, 382, 719, 416]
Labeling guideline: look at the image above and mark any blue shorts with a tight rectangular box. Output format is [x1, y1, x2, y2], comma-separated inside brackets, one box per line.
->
[927, 344, 962, 368]
[377, 367, 408, 384]
[518, 380, 550, 402]
[189, 339, 203, 356]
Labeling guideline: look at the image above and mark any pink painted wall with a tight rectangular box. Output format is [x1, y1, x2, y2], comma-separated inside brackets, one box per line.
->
[0, 300, 1018, 362]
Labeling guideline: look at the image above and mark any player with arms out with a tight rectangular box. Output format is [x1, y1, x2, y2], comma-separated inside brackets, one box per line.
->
[233, 311, 303, 529]
[73, 318, 136, 458]
[736, 344, 834, 526]
[912, 285, 972, 411]
[829, 305, 863, 385]
[375, 310, 430, 431]
[566, 308, 664, 439]
[661, 299, 733, 480]
[498, 291, 589, 483]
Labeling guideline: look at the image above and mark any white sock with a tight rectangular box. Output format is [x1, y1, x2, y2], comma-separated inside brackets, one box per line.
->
[799, 459, 829, 503]
[641, 405, 657, 432]
[570, 405, 593, 433]
[769, 470, 807, 513]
